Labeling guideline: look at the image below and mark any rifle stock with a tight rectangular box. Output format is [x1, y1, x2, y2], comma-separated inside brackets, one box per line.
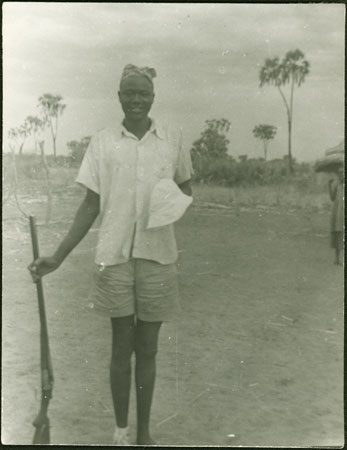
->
[30, 216, 54, 445]
[32, 397, 50, 445]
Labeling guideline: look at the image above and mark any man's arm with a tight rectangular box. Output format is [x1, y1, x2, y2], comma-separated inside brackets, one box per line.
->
[28, 188, 100, 281]
[178, 179, 192, 196]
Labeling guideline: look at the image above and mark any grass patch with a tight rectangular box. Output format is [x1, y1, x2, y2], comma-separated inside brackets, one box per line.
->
[192, 182, 330, 212]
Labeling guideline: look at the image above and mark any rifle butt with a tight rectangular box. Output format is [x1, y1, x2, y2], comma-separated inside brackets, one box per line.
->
[32, 416, 50, 445]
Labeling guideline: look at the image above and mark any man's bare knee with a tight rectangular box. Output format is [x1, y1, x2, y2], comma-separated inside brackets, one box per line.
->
[135, 342, 158, 360]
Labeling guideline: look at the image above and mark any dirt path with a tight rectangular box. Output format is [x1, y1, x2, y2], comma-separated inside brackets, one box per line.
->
[2, 198, 344, 446]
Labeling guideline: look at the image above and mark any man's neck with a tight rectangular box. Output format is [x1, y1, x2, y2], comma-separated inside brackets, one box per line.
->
[123, 117, 151, 140]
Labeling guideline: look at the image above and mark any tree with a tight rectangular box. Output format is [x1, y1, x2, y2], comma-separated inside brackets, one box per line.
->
[25, 116, 46, 153]
[191, 118, 231, 160]
[259, 49, 310, 172]
[18, 122, 30, 155]
[24, 114, 52, 224]
[253, 124, 277, 160]
[38, 93, 66, 158]
[8, 124, 30, 156]
[8, 128, 19, 153]
[38, 140, 53, 225]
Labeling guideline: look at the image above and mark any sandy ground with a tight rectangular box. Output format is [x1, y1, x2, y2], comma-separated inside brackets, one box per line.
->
[2, 190, 344, 447]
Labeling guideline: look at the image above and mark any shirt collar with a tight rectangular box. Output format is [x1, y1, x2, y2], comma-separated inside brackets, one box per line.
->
[117, 117, 164, 140]
[151, 119, 165, 140]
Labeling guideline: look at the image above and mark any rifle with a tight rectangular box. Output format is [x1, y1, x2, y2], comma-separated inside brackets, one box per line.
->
[29, 216, 54, 445]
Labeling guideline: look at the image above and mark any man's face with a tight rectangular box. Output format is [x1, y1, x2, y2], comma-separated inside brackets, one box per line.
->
[118, 75, 154, 121]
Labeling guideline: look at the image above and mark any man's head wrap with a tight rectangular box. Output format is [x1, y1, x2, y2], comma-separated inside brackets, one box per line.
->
[120, 64, 156, 86]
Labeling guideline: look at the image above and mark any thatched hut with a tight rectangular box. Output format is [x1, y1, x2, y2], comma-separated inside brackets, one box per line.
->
[314, 140, 344, 173]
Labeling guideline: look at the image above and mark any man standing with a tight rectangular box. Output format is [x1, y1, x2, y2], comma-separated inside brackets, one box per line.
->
[29, 64, 193, 445]
[328, 165, 344, 265]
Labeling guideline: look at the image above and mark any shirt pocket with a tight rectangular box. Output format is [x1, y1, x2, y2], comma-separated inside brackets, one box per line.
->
[153, 149, 175, 180]
[111, 145, 136, 173]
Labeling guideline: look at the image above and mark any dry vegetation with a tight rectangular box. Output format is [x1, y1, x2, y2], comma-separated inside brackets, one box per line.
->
[3, 154, 332, 224]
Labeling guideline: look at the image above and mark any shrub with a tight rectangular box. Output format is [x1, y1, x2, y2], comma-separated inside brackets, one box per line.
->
[191, 153, 315, 188]
[67, 136, 91, 166]
[15, 154, 45, 179]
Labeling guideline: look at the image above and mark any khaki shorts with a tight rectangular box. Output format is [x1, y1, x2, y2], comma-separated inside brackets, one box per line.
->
[87, 258, 180, 322]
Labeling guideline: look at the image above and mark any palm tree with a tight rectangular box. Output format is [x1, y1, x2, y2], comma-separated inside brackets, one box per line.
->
[253, 124, 277, 160]
[259, 49, 310, 172]
[38, 94, 66, 158]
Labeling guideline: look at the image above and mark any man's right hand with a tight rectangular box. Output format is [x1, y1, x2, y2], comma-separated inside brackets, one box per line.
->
[27, 188, 100, 284]
[28, 256, 61, 283]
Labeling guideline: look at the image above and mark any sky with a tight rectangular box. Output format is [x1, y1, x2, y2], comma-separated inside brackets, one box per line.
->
[2, 2, 345, 162]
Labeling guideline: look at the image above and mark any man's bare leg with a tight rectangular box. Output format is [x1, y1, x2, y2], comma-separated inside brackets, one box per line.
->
[135, 319, 162, 445]
[110, 315, 135, 428]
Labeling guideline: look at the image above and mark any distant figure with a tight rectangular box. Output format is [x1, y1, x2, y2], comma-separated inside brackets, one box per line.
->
[328, 166, 344, 265]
